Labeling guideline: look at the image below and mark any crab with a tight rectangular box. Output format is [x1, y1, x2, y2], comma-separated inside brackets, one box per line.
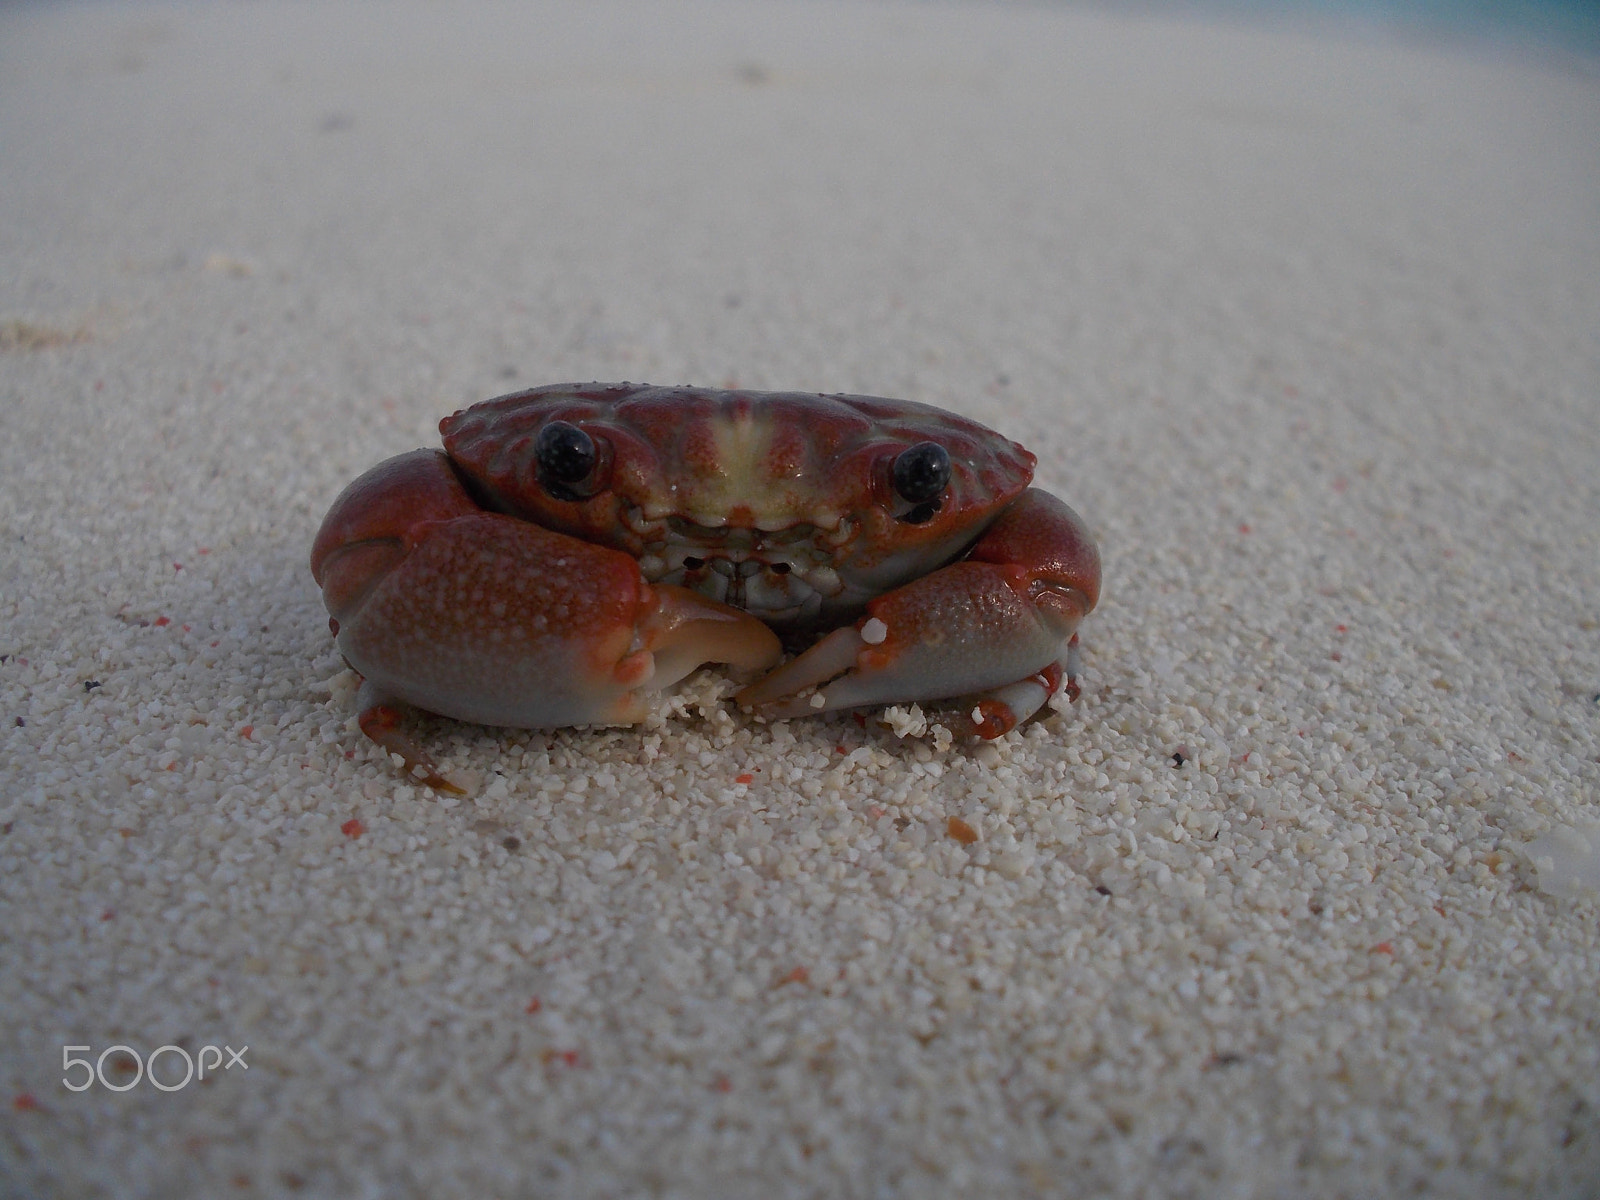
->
[311, 384, 1101, 790]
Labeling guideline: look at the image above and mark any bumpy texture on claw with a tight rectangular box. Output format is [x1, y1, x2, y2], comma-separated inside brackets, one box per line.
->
[313, 450, 781, 733]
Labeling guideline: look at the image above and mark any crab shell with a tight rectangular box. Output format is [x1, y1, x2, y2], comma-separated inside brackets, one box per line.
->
[439, 384, 1037, 625]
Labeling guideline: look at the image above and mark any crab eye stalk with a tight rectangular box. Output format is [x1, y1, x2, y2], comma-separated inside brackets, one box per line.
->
[891, 441, 950, 523]
[534, 421, 607, 501]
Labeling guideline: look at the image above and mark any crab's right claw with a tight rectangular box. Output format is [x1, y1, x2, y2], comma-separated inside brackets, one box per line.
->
[313, 450, 782, 789]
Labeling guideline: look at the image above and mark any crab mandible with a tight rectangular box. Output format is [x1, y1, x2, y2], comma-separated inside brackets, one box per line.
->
[311, 384, 1101, 788]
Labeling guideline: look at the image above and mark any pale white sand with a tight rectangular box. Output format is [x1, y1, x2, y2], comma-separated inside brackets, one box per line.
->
[3, 2, 1599, 1196]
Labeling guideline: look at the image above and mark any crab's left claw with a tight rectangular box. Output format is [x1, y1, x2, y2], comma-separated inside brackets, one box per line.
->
[737, 488, 1100, 737]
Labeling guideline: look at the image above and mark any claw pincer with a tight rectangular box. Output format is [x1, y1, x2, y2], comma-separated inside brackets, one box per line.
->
[734, 488, 1099, 735]
[311, 384, 1100, 784]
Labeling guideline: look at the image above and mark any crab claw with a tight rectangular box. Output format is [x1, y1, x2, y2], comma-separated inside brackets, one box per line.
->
[737, 488, 1099, 737]
[312, 450, 781, 786]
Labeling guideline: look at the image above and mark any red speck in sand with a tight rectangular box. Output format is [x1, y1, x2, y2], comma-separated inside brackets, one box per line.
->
[1371, 942, 1394, 956]
[340, 818, 364, 838]
[525, 997, 542, 1014]
[13, 1093, 39, 1112]
[154, 616, 171, 627]
[240, 726, 253, 740]
[735, 773, 754, 785]
[947, 817, 979, 845]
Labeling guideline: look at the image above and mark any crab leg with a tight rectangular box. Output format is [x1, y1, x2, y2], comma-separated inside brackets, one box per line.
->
[312, 450, 781, 786]
[737, 488, 1099, 737]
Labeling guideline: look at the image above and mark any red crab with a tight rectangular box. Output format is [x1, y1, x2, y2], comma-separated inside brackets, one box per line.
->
[311, 384, 1100, 788]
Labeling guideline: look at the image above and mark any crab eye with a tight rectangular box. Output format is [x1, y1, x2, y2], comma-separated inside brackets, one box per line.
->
[534, 421, 605, 500]
[893, 442, 950, 503]
[891, 442, 950, 522]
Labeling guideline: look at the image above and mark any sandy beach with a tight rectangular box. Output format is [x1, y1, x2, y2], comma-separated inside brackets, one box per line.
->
[3, 1, 1598, 1196]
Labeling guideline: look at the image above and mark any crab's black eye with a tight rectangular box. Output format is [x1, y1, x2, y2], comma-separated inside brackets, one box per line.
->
[891, 442, 950, 521]
[535, 421, 602, 500]
[893, 442, 950, 503]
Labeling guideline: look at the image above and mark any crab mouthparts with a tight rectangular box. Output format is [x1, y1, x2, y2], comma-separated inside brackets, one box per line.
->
[629, 510, 853, 624]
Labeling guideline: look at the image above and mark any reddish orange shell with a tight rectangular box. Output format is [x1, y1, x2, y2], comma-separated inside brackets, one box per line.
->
[439, 384, 1035, 573]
